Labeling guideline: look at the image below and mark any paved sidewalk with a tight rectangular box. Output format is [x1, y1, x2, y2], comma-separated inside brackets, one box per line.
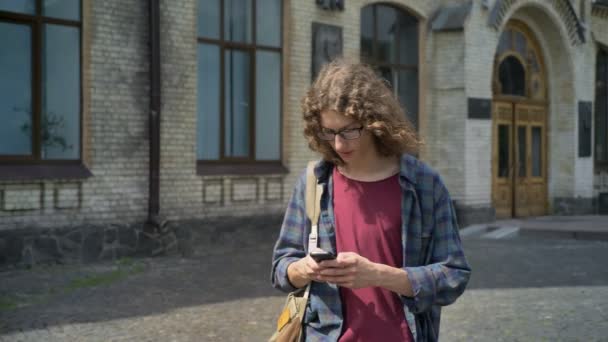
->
[1, 215, 607, 341]
[463, 215, 608, 240]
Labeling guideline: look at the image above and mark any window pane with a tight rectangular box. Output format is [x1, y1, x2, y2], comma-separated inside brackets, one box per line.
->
[397, 69, 418, 129]
[377, 66, 395, 89]
[224, 49, 250, 157]
[499, 56, 526, 96]
[0, 22, 32, 155]
[518, 126, 527, 177]
[43, 0, 80, 21]
[532, 127, 542, 177]
[198, 0, 220, 39]
[256, 0, 281, 47]
[197, 43, 221, 160]
[596, 50, 608, 162]
[498, 125, 510, 178]
[0, 0, 35, 14]
[360, 6, 373, 61]
[42, 24, 80, 160]
[255, 51, 280, 160]
[376, 5, 397, 63]
[224, 0, 252, 43]
[514, 30, 527, 57]
[397, 11, 418, 65]
[497, 29, 512, 56]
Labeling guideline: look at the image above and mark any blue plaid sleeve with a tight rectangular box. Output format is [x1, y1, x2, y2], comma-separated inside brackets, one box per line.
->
[403, 181, 471, 314]
[271, 170, 310, 293]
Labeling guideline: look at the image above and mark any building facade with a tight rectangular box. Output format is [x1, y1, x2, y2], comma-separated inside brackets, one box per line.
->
[1, 0, 607, 237]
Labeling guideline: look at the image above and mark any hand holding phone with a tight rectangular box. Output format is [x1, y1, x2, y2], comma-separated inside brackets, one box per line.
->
[309, 249, 336, 263]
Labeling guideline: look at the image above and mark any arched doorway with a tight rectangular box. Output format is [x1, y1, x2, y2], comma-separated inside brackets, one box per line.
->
[492, 20, 548, 218]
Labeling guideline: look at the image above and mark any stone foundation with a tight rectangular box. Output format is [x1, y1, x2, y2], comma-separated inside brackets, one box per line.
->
[0, 220, 191, 269]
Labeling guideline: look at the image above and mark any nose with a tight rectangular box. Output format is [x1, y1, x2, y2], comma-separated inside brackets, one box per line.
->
[333, 134, 348, 151]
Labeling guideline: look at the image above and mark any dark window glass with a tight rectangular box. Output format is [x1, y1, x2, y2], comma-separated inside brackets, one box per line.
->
[499, 56, 526, 96]
[198, 0, 220, 39]
[360, 4, 419, 129]
[197, 43, 221, 160]
[42, 24, 80, 160]
[514, 30, 527, 57]
[518, 126, 527, 177]
[376, 5, 397, 63]
[0, 0, 35, 14]
[360, 5, 373, 61]
[224, 49, 250, 158]
[497, 29, 512, 56]
[532, 127, 542, 177]
[397, 68, 418, 128]
[0, 2, 81, 162]
[43, 0, 80, 21]
[0, 22, 32, 155]
[256, 0, 281, 47]
[596, 50, 608, 164]
[498, 125, 510, 178]
[255, 50, 281, 160]
[197, 0, 282, 162]
[398, 11, 418, 66]
[224, 0, 252, 43]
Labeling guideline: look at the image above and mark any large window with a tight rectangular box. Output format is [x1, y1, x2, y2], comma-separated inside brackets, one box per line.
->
[0, 1, 82, 162]
[360, 4, 419, 128]
[197, 0, 282, 168]
[596, 49, 608, 166]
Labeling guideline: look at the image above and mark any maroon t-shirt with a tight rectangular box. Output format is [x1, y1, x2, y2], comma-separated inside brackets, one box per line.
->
[333, 168, 413, 342]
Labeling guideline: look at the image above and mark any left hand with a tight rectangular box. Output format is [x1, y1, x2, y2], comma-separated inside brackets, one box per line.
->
[317, 252, 378, 289]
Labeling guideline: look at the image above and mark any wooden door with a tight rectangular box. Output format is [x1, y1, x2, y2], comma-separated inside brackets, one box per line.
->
[519, 104, 548, 216]
[492, 102, 514, 219]
[493, 102, 548, 218]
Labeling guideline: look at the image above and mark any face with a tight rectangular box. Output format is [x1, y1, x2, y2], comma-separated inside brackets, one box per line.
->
[319, 109, 376, 164]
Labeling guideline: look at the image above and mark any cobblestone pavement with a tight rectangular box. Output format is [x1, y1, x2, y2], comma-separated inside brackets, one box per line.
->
[1, 230, 607, 341]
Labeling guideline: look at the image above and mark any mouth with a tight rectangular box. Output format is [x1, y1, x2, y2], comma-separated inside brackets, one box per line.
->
[338, 151, 353, 158]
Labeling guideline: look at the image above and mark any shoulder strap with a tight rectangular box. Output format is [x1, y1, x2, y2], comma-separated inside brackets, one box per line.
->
[305, 161, 323, 252]
[302, 161, 324, 318]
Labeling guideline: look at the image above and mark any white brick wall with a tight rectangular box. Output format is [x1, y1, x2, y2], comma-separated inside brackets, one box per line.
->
[2, 0, 606, 231]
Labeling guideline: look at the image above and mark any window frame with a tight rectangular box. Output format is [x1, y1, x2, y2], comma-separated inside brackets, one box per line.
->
[196, 0, 285, 174]
[0, 1, 86, 180]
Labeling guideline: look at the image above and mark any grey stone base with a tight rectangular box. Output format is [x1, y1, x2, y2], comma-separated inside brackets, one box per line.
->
[553, 197, 597, 215]
[0, 220, 191, 270]
[453, 202, 496, 228]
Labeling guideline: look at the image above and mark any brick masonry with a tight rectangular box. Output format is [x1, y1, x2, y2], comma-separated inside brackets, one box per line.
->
[0, 0, 606, 237]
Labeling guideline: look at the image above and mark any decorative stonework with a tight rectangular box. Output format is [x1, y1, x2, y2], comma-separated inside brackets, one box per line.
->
[202, 179, 223, 205]
[54, 183, 82, 210]
[265, 177, 284, 202]
[230, 178, 259, 203]
[1, 184, 44, 212]
[488, 0, 585, 45]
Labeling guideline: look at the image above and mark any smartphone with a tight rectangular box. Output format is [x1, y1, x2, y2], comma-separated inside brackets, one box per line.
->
[309, 249, 336, 263]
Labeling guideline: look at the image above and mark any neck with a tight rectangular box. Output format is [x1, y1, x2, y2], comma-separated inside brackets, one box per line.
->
[338, 154, 400, 181]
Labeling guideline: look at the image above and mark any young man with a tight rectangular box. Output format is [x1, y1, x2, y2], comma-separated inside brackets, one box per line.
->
[271, 60, 471, 341]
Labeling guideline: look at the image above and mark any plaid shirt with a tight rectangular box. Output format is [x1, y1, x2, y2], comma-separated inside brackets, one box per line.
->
[271, 154, 471, 341]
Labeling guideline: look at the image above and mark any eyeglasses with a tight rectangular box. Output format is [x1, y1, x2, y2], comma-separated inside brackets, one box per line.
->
[316, 126, 364, 141]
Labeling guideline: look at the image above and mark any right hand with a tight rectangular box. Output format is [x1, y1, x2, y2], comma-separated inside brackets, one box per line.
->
[288, 255, 326, 287]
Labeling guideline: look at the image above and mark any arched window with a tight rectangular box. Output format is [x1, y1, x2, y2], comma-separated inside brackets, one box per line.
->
[360, 4, 419, 128]
[493, 23, 546, 100]
[499, 56, 526, 96]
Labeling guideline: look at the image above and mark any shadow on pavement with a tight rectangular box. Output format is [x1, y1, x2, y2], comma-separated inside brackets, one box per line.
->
[2, 216, 608, 335]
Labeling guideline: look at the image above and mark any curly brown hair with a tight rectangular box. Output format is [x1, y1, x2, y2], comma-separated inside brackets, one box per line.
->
[302, 59, 421, 165]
